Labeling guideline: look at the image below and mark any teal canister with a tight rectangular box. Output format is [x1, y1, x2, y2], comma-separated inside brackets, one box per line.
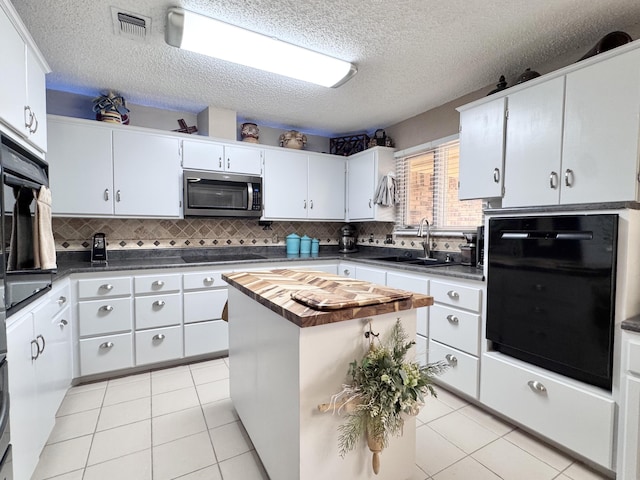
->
[286, 233, 301, 255]
[311, 238, 319, 255]
[300, 235, 312, 254]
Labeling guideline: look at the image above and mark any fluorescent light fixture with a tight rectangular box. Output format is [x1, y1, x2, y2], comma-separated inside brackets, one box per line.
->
[165, 7, 357, 88]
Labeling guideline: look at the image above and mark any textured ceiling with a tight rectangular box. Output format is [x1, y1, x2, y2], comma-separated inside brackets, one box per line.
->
[10, 0, 640, 136]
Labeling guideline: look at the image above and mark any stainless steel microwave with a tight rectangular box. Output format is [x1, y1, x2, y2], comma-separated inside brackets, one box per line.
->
[183, 170, 262, 217]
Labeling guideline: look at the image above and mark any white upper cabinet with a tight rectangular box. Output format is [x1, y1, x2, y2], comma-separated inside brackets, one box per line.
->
[0, 1, 49, 152]
[47, 116, 182, 218]
[346, 147, 395, 221]
[502, 77, 565, 207]
[458, 97, 506, 200]
[182, 138, 262, 175]
[560, 47, 640, 205]
[263, 149, 345, 220]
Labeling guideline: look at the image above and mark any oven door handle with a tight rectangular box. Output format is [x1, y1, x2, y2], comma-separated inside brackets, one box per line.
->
[4, 173, 43, 191]
[247, 183, 252, 210]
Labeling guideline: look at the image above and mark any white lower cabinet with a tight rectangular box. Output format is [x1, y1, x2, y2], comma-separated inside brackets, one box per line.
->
[428, 339, 479, 398]
[135, 325, 183, 365]
[8, 282, 72, 480]
[79, 333, 134, 376]
[185, 321, 229, 357]
[617, 332, 640, 479]
[481, 352, 615, 469]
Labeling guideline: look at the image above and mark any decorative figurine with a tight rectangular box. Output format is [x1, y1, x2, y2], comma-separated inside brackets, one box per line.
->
[241, 123, 260, 143]
[279, 130, 307, 149]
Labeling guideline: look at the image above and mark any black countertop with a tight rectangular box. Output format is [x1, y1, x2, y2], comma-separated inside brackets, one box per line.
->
[622, 315, 640, 333]
[53, 246, 485, 282]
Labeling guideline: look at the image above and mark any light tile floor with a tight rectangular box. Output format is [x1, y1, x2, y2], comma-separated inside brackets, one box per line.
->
[32, 357, 612, 480]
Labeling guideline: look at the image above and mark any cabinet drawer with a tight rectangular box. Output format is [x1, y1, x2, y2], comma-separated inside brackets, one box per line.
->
[78, 297, 132, 337]
[628, 340, 640, 376]
[428, 340, 478, 398]
[35, 284, 71, 321]
[481, 353, 615, 468]
[430, 280, 481, 312]
[185, 320, 228, 357]
[135, 293, 182, 329]
[184, 290, 227, 324]
[78, 277, 132, 299]
[79, 333, 133, 376]
[415, 334, 427, 367]
[183, 271, 225, 291]
[429, 304, 480, 356]
[355, 266, 386, 285]
[135, 326, 183, 366]
[134, 273, 181, 294]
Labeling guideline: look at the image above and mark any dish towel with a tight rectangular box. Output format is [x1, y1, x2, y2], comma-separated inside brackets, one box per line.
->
[7, 187, 35, 271]
[33, 186, 57, 270]
[374, 172, 398, 206]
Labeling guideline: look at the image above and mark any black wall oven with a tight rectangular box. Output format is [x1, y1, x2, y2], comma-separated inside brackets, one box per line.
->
[486, 214, 617, 390]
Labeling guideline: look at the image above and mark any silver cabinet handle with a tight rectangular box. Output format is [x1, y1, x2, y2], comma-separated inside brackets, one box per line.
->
[36, 334, 45, 355]
[445, 354, 458, 366]
[549, 171, 558, 189]
[343, 269, 350, 276]
[153, 280, 165, 287]
[152, 334, 166, 341]
[153, 300, 166, 308]
[368, 199, 372, 208]
[24, 105, 32, 128]
[447, 290, 459, 299]
[493, 168, 500, 183]
[527, 380, 547, 393]
[116, 190, 121, 202]
[564, 168, 574, 187]
[304, 199, 307, 209]
[204, 277, 214, 284]
[446, 314, 459, 324]
[57, 296, 67, 305]
[100, 305, 114, 312]
[99, 342, 114, 349]
[227, 158, 231, 169]
[104, 188, 110, 201]
[58, 319, 68, 328]
[218, 157, 222, 168]
[30, 339, 39, 360]
[310, 200, 313, 209]
[100, 284, 114, 291]
[30, 112, 39, 134]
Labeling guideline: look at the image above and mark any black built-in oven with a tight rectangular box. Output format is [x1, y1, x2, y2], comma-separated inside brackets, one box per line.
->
[486, 214, 617, 390]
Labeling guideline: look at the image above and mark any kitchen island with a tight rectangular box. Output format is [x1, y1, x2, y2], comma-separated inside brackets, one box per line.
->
[222, 269, 433, 480]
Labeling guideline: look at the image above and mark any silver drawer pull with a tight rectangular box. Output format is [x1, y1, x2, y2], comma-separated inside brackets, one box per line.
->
[527, 380, 547, 393]
[154, 300, 166, 308]
[343, 269, 350, 276]
[204, 277, 214, 284]
[100, 305, 114, 312]
[447, 290, 459, 299]
[445, 354, 458, 366]
[100, 284, 114, 291]
[57, 296, 67, 305]
[99, 342, 114, 349]
[153, 334, 166, 341]
[58, 319, 68, 327]
[153, 280, 165, 287]
[446, 314, 459, 324]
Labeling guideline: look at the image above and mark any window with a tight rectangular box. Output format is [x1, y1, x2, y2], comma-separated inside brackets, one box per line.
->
[395, 136, 483, 231]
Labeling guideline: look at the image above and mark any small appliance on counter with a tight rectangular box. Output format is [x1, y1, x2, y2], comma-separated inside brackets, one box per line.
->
[460, 231, 477, 266]
[91, 233, 108, 264]
[338, 224, 358, 253]
[476, 225, 485, 268]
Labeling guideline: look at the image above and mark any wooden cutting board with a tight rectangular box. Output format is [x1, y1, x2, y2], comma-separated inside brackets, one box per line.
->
[291, 284, 413, 310]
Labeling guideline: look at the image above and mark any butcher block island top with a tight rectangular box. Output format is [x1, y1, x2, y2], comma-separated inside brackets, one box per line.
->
[221, 268, 433, 327]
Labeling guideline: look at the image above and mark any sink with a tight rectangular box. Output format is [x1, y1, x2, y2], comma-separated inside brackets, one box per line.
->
[370, 255, 419, 263]
[371, 256, 457, 267]
[181, 253, 267, 263]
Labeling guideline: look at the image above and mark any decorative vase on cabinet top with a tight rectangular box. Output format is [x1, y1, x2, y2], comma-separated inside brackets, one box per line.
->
[279, 130, 307, 149]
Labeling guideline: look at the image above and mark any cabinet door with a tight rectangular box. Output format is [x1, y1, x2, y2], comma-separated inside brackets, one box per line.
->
[458, 97, 506, 200]
[354, 265, 386, 285]
[347, 153, 376, 220]
[503, 77, 565, 207]
[48, 119, 114, 215]
[562, 48, 640, 204]
[182, 138, 224, 171]
[307, 154, 345, 220]
[25, 47, 47, 152]
[0, 9, 27, 139]
[263, 149, 308, 219]
[7, 312, 39, 480]
[621, 375, 640, 480]
[113, 130, 181, 217]
[224, 144, 262, 175]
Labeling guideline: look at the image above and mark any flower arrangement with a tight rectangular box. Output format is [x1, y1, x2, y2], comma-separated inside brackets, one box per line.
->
[326, 319, 447, 473]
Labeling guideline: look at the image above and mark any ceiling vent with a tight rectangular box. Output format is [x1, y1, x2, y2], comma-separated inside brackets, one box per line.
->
[111, 7, 150, 41]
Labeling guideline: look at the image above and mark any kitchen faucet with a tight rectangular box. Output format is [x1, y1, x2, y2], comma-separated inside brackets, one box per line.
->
[417, 217, 431, 259]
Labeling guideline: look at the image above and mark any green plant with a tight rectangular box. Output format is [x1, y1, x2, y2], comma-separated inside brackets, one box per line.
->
[330, 319, 448, 458]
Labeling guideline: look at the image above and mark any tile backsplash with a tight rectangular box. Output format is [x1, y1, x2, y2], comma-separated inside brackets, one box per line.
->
[52, 217, 466, 253]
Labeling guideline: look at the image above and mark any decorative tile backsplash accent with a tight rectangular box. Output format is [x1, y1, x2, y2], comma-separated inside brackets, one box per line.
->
[52, 217, 464, 253]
